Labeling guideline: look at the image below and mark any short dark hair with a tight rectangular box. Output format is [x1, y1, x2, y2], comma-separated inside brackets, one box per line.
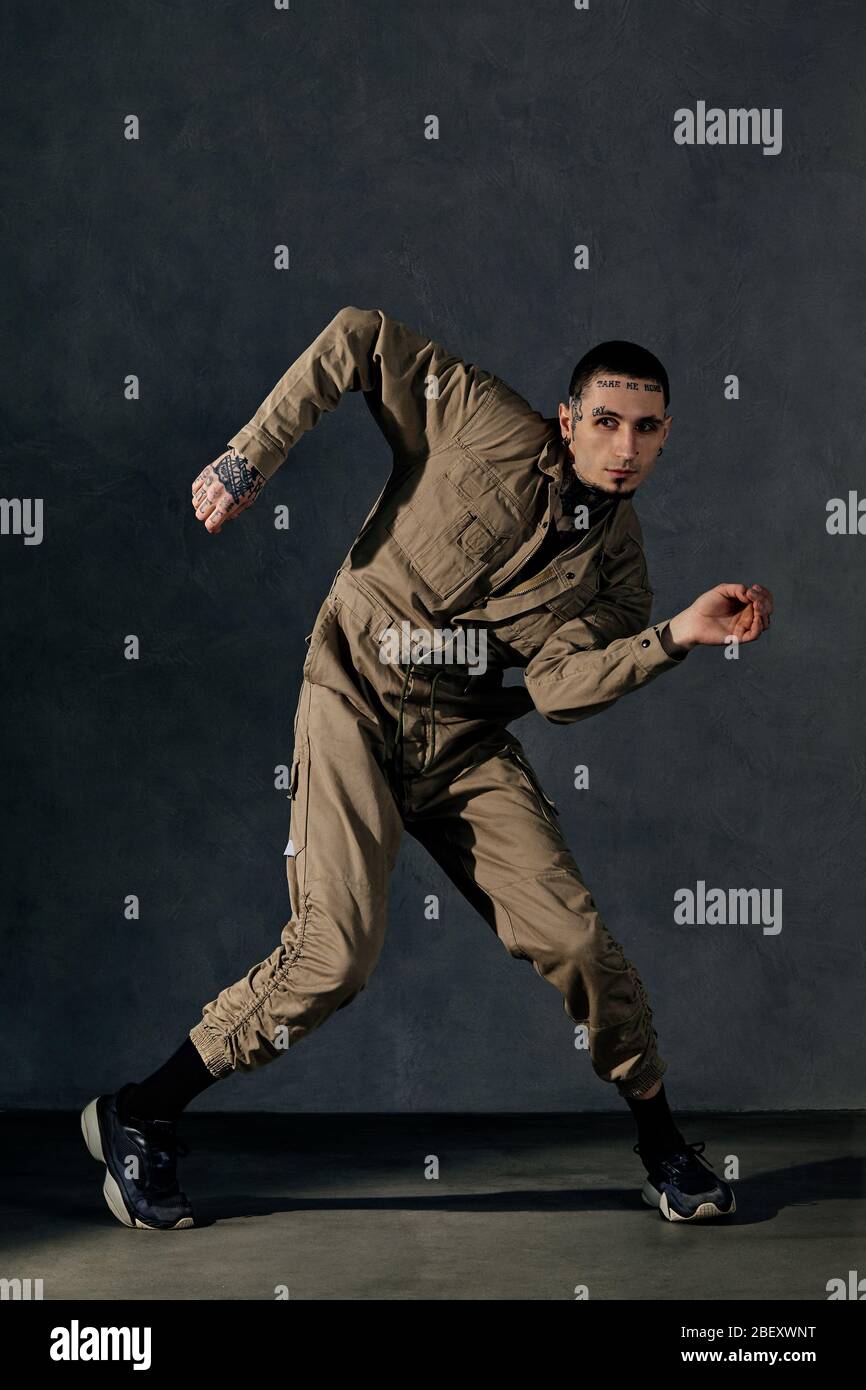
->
[568, 339, 670, 412]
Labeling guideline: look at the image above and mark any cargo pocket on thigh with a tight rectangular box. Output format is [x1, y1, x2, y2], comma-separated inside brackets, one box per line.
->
[284, 745, 310, 919]
[505, 746, 561, 830]
[302, 596, 343, 681]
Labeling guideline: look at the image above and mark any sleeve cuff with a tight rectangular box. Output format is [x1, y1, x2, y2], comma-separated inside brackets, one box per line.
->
[226, 424, 286, 481]
[632, 622, 690, 673]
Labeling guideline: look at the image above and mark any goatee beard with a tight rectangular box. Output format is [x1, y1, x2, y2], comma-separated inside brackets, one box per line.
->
[563, 454, 632, 502]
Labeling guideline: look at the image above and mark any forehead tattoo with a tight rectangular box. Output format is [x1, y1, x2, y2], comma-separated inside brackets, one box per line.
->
[594, 376, 662, 394]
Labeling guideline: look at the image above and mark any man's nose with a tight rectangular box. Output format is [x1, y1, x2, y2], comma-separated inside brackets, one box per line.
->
[614, 429, 638, 461]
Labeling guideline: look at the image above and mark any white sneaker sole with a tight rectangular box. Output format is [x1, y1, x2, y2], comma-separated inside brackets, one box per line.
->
[641, 1178, 736, 1221]
[80, 1096, 194, 1231]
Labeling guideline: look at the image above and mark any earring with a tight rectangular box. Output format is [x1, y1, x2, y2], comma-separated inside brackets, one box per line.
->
[657, 446, 664, 455]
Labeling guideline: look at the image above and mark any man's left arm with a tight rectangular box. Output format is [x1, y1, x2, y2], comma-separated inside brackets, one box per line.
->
[524, 583, 773, 724]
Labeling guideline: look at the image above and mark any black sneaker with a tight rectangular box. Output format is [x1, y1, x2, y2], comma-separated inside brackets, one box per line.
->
[635, 1140, 737, 1222]
[80, 1082, 195, 1229]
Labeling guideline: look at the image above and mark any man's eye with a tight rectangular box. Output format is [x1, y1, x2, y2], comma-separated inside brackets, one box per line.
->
[595, 417, 658, 431]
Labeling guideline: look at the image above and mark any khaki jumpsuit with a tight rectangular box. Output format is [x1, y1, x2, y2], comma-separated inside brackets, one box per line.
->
[189, 307, 689, 1099]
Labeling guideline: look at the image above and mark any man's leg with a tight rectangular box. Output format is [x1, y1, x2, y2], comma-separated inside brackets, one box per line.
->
[187, 675, 404, 1078]
[118, 1036, 219, 1123]
[405, 735, 735, 1220]
[83, 674, 403, 1227]
[623, 1078, 687, 1158]
[406, 734, 669, 1098]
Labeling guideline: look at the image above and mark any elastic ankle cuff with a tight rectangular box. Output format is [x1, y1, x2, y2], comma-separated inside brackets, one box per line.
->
[616, 1057, 667, 1099]
[188, 1023, 234, 1079]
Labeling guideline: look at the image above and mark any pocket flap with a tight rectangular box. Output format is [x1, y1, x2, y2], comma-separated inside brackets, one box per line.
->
[287, 756, 300, 799]
[456, 514, 498, 558]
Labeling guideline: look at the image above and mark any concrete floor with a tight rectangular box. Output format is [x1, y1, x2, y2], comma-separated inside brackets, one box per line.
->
[2, 1110, 863, 1300]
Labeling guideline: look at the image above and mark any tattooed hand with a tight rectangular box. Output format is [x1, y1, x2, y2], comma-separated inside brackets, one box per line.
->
[190, 447, 267, 534]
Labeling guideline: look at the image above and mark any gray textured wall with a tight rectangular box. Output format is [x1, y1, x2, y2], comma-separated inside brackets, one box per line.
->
[3, 0, 864, 1113]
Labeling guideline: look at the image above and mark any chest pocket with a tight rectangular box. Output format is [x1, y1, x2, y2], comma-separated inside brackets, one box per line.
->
[385, 448, 520, 601]
[545, 576, 598, 622]
[541, 544, 604, 622]
[387, 499, 503, 599]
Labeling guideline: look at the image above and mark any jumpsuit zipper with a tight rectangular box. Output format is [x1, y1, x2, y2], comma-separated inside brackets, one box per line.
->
[507, 572, 559, 598]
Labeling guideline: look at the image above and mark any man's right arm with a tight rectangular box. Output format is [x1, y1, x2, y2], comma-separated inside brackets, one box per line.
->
[192, 305, 497, 533]
[227, 304, 496, 479]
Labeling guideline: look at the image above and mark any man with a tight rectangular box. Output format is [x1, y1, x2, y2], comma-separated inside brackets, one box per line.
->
[81, 306, 773, 1230]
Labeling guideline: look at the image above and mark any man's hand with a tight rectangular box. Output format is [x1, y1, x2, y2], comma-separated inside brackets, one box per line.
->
[191, 447, 267, 534]
[667, 583, 774, 651]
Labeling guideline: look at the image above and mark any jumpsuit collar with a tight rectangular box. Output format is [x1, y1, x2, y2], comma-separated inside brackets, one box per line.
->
[536, 429, 562, 479]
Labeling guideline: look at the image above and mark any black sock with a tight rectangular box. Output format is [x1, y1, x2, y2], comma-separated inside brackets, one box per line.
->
[625, 1082, 688, 1158]
[120, 1036, 220, 1123]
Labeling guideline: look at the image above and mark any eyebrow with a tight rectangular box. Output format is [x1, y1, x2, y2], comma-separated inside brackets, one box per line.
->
[594, 409, 666, 425]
